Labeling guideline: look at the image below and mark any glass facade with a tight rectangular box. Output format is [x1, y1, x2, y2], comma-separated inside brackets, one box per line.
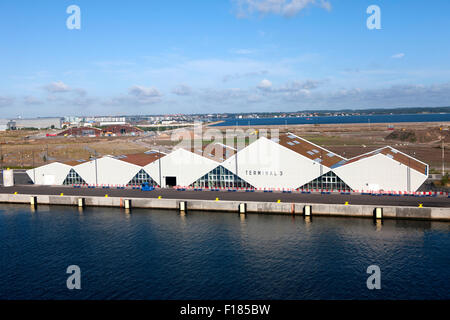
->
[128, 169, 158, 186]
[299, 171, 352, 191]
[191, 166, 254, 189]
[63, 169, 87, 185]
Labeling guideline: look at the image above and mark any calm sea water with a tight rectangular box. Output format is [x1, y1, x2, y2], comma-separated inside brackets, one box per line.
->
[213, 113, 450, 127]
[0, 204, 449, 300]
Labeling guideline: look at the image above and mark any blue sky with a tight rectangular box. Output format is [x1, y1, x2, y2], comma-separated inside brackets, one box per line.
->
[0, 0, 450, 117]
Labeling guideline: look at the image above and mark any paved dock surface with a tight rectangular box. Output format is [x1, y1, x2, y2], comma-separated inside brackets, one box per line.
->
[0, 170, 33, 185]
[1, 185, 449, 208]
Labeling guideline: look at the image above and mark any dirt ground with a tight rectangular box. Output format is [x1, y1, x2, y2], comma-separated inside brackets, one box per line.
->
[1, 121, 449, 174]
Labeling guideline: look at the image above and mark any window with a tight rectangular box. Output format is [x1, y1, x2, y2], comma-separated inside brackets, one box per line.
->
[191, 166, 254, 189]
[63, 169, 86, 185]
[299, 171, 352, 191]
[128, 169, 158, 186]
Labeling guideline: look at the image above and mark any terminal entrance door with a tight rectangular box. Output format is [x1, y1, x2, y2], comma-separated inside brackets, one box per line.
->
[165, 176, 177, 187]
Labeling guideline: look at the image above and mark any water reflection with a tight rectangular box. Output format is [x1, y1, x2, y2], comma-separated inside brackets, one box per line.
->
[375, 219, 382, 231]
[0, 204, 448, 300]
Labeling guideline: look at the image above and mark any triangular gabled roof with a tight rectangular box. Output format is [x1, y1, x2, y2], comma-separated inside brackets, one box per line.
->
[278, 132, 346, 168]
[338, 146, 428, 175]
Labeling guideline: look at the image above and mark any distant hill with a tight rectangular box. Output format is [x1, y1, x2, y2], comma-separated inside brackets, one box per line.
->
[297, 106, 450, 115]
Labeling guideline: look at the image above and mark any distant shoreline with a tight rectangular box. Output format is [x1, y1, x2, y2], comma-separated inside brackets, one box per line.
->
[208, 120, 450, 129]
[211, 113, 450, 127]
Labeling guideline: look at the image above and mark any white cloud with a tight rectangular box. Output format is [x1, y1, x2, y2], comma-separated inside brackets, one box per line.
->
[256, 79, 324, 94]
[279, 82, 450, 108]
[42, 81, 87, 98]
[129, 85, 162, 99]
[257, 79, 273, 90]
[104, 85, 163, 106]
[280, 79, 324, 91]
[391, 53, 405, 59]
[171, 84, 192, 96]
[43, 81, 70, 93]
[35, 81, 94, 108]
[234, 0, 332, 18]
[223, 70, 268, 82]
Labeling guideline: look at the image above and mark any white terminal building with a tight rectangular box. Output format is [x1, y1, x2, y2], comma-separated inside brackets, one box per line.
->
[26, 133, 429, 193]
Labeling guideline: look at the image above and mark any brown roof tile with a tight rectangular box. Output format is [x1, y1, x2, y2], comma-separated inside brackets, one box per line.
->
[117, 152, 165, 166]
[278, 133, 345, 168]
[63, 159, 89, 166]
[343, 147, 428, 175]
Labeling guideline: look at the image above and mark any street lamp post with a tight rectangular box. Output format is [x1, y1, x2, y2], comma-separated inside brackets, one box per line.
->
[407, 155, 412, 193]
[95, 157, 98, 185]
[442, 135, 445, 176]
[0, 142, 3, 171]
[91, 150, 98, 186]
[235, 144, 238, 189]
[320, 151, 323, 191]
[158, 147, 162, 187]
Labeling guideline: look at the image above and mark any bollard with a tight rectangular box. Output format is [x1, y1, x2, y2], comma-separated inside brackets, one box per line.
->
[239, 203, 246, 214]
[374, 207, 383, 220]
[78, 198, 85, 208]
[179, 201, 186, 212]
[304, 205, 312, 216]
[124, 199, 131, 210]
[3, 169, 14, 187]
[30, 196, 37, 207]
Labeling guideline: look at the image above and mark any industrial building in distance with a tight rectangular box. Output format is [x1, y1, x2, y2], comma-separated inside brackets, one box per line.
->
[0, 117, 63, 130]
[25, 133, 429, 193]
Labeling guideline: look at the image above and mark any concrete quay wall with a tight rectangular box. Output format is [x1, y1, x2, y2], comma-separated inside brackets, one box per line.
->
[0, 193, 449, 221]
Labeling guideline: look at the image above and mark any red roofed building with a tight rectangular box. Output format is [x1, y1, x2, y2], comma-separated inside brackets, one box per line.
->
[58, 127, 102, 137]
[102, 125, 143, 136]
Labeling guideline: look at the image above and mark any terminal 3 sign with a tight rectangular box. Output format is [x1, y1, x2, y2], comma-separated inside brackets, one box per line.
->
[245, 170, 284, 177]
